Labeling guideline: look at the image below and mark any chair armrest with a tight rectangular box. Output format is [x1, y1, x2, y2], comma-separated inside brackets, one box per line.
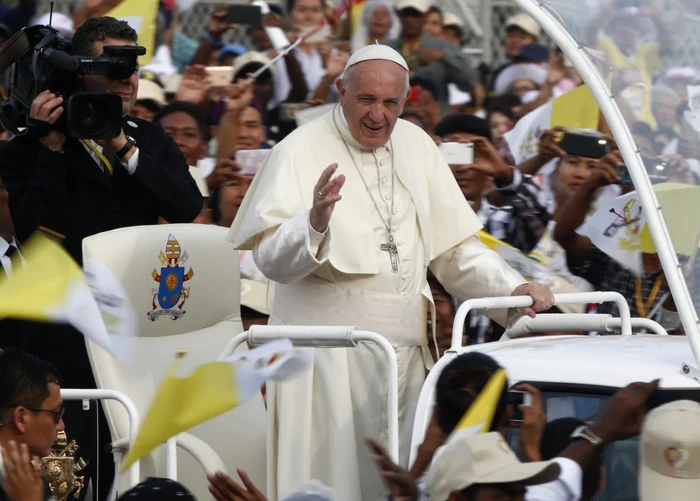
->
[176, 432, 228, 475]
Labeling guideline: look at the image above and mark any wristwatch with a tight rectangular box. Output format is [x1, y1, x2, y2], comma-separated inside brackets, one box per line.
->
[570, 425, 604, 448]
[115, 136, 137, 162]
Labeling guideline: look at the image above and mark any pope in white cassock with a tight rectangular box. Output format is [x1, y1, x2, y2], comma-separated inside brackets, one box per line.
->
[228, 44, 554, 500]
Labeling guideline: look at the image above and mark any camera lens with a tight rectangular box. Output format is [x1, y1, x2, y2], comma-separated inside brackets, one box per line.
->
[66, 92, 123, 139]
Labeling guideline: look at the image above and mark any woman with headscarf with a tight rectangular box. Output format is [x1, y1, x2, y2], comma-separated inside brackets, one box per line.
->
[350, 0, 401, 52]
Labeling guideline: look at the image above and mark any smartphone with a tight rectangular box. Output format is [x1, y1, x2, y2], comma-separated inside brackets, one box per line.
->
[508, 390, 533, 423]
[438, 142, 474, 165]
[236, 149, 270, 176]
[646, 388, 700, 410]
[226, 5, 263, 25]
[559, 132, 612, 159]
[643, 156, 668, 184]
[279, 102, 312, 122]
[206, 66, 234, 88]
[299, 24, 332, 44]
[617, 156, 668, 186]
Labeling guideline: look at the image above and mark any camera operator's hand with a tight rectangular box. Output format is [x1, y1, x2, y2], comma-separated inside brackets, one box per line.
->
[30, 90, 66, 152]
[585, 151, 623, 189]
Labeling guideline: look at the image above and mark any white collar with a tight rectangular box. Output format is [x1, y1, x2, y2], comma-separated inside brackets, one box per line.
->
[0, 236, 18, 257]
[335, 105, 392, 154]
[475, 197, 492, 224]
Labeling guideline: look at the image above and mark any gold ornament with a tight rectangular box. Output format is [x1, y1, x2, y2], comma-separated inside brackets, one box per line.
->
[41, 431, 86, 501]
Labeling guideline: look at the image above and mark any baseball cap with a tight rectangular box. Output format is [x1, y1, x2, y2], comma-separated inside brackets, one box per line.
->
[442, 13, 465, 29]
[232, 51, 275, 80]
[396, 0, 431, 15]
[137, 79, 166, 108]
[516, 43, 550, 64]
[424, 432, 560, 501]
[640, 400, 700, 501]
[218, 43, 248, 64]
[506, 13, 541, 39]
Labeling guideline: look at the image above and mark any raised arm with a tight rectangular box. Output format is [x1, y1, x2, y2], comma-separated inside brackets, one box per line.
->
[553, 151, 623, 266]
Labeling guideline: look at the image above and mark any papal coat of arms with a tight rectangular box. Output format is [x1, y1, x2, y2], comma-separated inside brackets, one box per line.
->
[148, 234, 194, 321]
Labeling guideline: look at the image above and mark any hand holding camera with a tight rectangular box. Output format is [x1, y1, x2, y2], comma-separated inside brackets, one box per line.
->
[586, 150, 624, 189]
[538, 127, 568, 162]
[30, 90, 66, 151]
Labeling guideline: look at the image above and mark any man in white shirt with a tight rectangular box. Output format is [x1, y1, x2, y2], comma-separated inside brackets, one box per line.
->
[230, 44, 554, 500]
[0, 348, 65, 501]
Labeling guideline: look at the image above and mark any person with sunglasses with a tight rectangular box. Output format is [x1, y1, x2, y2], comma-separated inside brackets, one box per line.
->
[0, 347, 65, 501]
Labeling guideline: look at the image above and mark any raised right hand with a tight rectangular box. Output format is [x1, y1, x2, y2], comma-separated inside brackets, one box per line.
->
[310, 163, 345, 233]
[586, 151, 623, 189]
[208, 9, 238, 39]
[30, 90, 66, 151]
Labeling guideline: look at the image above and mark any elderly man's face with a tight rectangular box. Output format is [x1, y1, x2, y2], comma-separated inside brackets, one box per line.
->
[337, 60, 410, 150]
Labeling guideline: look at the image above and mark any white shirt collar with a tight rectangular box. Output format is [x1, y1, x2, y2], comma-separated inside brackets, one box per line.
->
[475, 197, 492, 225]
[0, 236, 18, 257]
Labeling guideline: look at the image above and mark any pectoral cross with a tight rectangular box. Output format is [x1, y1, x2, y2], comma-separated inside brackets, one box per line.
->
[381, 234, 399, 273]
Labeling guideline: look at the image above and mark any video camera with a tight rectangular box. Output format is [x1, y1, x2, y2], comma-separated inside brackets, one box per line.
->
[0, 23, 145, 139]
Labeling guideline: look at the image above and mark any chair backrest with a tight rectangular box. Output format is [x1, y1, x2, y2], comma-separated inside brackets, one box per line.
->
[82, 224, 267, 497]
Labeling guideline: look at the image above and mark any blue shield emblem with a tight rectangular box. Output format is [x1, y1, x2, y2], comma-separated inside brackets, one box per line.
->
[158, 267, 184, 309]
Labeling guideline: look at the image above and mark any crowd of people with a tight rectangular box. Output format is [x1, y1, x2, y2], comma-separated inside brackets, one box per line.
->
[2, 0, 700, 499]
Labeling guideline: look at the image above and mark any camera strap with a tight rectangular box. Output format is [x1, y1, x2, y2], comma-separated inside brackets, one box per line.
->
[81, 139, 114, 176]
[0, 29, 31, 76]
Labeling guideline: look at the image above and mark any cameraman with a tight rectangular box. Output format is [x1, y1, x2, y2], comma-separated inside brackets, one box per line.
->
[0, 17, 203, 265]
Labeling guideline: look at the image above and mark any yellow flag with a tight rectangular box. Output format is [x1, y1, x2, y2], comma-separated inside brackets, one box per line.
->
[122, 357, 241, 470]
[107, 0, 159, 65]
[0, 234, 82, 320]
[0, 233, 136, 360]
[453, 369, 507, 436]
[550, 85, 600, 131]
[121, 339, 313, 470]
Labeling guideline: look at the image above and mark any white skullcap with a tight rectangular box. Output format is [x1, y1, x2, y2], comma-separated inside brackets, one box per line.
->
[344, 43, 409, 74]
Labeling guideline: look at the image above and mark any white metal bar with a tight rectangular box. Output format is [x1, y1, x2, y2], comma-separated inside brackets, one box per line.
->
[507, 314, 612, 337]
[60, 389, 140, 488]
[165, 438, 178, 480]
[514, 0, 700, 370]
[452, 1, 484, 38]
[452, 292, 632, 349]
[218, 327, 400, 463]
[607, 318, 669, 336]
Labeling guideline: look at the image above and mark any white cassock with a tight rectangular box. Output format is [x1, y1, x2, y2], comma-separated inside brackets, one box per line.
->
[228, 105, 526, 500]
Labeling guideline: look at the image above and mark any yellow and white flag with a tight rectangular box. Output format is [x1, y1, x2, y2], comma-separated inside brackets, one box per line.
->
[0, 233, 136, 360]
[504, 85, 600, 166]
[449, 369, 507, 440]
[478, 231, 557, 286]
[577, 182, 700, 274]
[122, 339, 313, 470]
[107, 0, 159, 65]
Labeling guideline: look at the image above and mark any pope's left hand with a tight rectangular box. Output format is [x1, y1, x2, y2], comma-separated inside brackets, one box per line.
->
[511, 283, 554, 318]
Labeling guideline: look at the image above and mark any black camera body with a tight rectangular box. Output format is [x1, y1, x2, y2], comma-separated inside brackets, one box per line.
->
[0, 24, 145, 139]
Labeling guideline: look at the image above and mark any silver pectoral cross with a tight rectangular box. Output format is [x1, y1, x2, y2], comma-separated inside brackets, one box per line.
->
[380, 234, 399, 273]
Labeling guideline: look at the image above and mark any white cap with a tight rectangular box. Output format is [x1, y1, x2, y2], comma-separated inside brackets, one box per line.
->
[233, 51, 275, 80]
[137, 79, 166, 107]
[396, 0, 431, 14]
[640, 400, 700, 501]
[32, 13, 74, 39]
[493, 63, 547, 96]
[442, 13, 465, 29]
[424, 432, 560, 500]
[506, 13, 541, 39]
[240, 279, 271, 315]
[344, 43, 409, 74]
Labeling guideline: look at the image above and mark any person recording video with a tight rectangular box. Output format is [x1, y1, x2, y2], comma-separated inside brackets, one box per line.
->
[0, 16, 203, 265]
[0, 18, 203, 499]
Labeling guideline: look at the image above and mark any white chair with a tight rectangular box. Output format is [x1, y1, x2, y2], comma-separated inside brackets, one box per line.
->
[82, 224, 267, 499]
